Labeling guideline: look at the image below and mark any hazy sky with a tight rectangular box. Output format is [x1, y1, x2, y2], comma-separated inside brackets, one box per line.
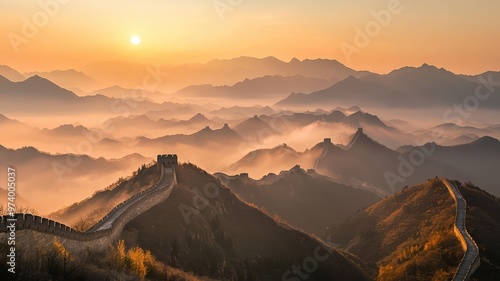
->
[2, 0, 500, 74]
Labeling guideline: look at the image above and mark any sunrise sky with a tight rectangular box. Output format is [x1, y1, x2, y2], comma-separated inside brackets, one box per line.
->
[2, 0, 500, 74]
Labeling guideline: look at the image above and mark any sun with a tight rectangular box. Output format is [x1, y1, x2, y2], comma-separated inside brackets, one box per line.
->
[131, 35, 141, 45]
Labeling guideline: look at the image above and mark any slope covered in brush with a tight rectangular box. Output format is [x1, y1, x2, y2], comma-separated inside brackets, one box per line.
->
[328, 179, 463, 280]
[121, 163, 371, 281]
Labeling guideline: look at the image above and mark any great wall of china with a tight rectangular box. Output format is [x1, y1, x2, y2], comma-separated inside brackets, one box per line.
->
[0, 154, 178, 255]
[0, 153, 482, 280]
[442, 179, 480, 281]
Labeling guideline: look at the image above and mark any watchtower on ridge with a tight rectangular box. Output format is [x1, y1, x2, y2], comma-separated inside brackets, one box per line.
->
[157, 154, 178, 170]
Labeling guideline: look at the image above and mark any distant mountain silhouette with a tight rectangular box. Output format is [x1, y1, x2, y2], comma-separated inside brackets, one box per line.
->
[0, 113, 31, 130]
[81, 57, 368, 93]
[24, 69, 98, 93]
[39, 124, 95, 137]
[227, 144, 303, 176]
[258, 110, 391, 131]
[441, 134, 480, 146]
[177, 113, 220, 128]
[275, 75, 396, 108]
[193, 123, 242, 142]
[415, 123, 500, 141]
[399, 136, 500, 196]
[316, 129, 467, 193]
[0, 120, 138, 159]
[1, 75, 79, 100]
[104, 113, 220, 138]
[205, 56, 367, 80]
[173, 75, 336, 99]
[0, 65, 25, 82]
[92, 85, 166, 101]
[138, 124, 244, 147]
[0, 144, 148, 213]
[138, 101, 210, 120]
[228, 128, 467, 194]
[345, 111, 388, 128]
[0, 75, 191, 115]
[233, 115, 279, 140]
[276, 64, 500, 109]
[216, 165, 380, 234]
[209, 105, 277, 119]
[256, 110, 415, 148]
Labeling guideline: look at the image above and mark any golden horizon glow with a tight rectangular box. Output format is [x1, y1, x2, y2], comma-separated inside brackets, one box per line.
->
[1, 1, 499, 74]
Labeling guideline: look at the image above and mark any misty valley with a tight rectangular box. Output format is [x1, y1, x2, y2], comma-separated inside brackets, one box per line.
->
[0, 57, 499, 281]
[1, 2, 500, 280]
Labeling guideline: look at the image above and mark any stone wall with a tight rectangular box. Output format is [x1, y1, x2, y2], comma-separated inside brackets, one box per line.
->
[442, 179, 480, 281]
[0, 167, 176, 256]
[157, 154, 178, 170]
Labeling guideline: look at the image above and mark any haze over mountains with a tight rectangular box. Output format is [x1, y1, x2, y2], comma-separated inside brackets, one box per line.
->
[276, 64, 500, 109]
[0, 144, 148, 213]
[1, 61, 500, 207]
[228, 128, 500, 197]
[173, 74, 337, 101]
[2, 58, 499, 126]
[216, 166, 381, 235]
[1, 56, 500, 280]
[121, 164, 372, 281]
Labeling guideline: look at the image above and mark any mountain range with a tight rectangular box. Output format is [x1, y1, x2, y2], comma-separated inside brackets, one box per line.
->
[216, 165, 381, 235]
[327, 179, 500, 281]
[227, 128, 500, 197]
[0, 144, 148, 213]
[173, 75, 337, 100]
[120, 163, 372, 280]
[276, 64, 500, 110]
[0, 75, 188, 116]
[327, 179, 463, 280]
[23, 69, 98, 93]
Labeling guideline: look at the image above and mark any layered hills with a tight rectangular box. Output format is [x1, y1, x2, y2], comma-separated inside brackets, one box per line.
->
[327, 179, 464, 280]
[0, 144, 148, 213]
[216, 165, 381, 235]
[276, 64, 500, 110]
[121, 163, 372, 280]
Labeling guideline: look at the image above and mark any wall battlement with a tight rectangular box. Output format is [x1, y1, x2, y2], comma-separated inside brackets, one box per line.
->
[157, 154, 178, 170]
[0, 158, 177, 254]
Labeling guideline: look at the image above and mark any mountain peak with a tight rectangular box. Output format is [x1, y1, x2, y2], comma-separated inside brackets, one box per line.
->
[0, 65, 25, 82]
[200, 125, 213, 132]
[343, 75, 358, 82]
[278, 164, 306, 177]
[346, 111, 387, 128]
[469, 136, 500, 147]
[188, 113, 209, 122]
[24, 74, 62, 88]
[346, 128, 377, 150]
[26, 74, 44, 81]
[420, 63, 437, 69]
[233, 114, 278, 139]
[388, 63, 456, 78]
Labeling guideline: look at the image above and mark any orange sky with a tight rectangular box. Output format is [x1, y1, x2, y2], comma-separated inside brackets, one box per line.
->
[1, 0, 500, 74]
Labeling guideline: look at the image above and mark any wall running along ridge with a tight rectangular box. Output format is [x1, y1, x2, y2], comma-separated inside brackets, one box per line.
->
[442, 179, 480, 281]
[0, 166, 176, 256]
